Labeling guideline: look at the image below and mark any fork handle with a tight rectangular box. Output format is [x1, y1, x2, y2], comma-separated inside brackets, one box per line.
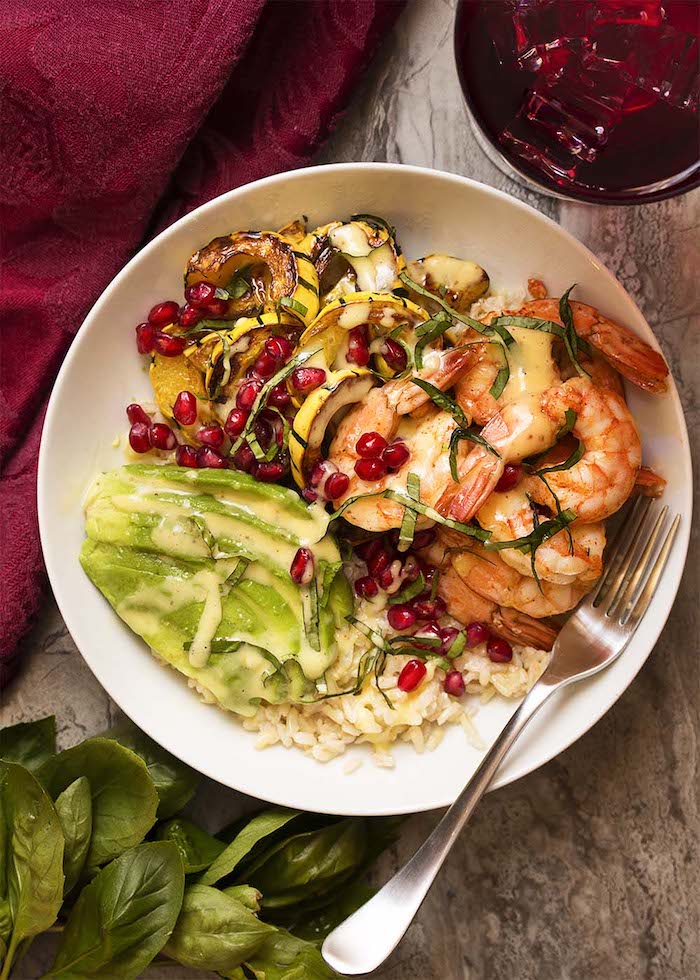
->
[322, 680, 556, 977]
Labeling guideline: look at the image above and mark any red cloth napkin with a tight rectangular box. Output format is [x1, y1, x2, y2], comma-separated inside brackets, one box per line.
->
[0, 0, 405, 688]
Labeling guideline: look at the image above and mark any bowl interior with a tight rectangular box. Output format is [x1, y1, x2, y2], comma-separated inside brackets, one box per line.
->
[38, 164, 691, 815]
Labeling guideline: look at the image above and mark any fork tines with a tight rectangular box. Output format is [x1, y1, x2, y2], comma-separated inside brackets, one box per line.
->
[592, 496, 681, 629]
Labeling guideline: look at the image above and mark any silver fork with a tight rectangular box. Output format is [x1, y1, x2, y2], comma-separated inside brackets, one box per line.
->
[323, 497, 681, 977]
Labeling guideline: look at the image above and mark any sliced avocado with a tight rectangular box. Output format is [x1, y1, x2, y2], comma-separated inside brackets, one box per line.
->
[81, 465, 351, 717]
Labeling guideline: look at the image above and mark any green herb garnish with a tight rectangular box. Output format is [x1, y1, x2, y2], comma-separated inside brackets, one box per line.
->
[398, 473, 420, 552]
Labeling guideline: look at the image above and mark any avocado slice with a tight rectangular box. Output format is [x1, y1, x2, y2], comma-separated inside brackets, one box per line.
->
[80, 465, 352, 717]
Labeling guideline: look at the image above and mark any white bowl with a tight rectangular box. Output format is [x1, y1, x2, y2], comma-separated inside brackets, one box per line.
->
[38, 164, 692, 815]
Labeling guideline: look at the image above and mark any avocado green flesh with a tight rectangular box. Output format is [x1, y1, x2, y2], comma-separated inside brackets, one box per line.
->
[80, 465, 352, 717]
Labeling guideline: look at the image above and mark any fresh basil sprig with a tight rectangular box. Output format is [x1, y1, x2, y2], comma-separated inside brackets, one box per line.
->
[398, 473, 421, 552]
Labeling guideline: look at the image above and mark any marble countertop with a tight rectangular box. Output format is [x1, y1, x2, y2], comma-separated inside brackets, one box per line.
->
[2, 1, 698, 977]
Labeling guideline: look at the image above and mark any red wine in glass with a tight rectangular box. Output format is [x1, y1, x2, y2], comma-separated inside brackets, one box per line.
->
[455, 0, 700, 203]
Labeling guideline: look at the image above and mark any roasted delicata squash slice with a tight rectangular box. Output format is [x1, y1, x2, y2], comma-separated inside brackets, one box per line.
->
[405, 254, 489, 314]
[277, 216, 308, 246]
[149, 353, 214, 437]
[185, 231, 320, 326]
[305, 215, 405, 301]
[185, 313, 302, 399]
[299, 291, 428, 370]
[290, 369, 377, 487]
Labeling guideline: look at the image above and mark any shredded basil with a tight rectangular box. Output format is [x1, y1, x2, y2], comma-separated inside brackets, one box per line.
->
[225, 557, 249, 589]
[303, 577, 321, 653]
[410, 378, 469, 427]
[489, 347, 510, 399]
[225, 268, 254, 300]
[278, 296, 308, 318]
[387, 572, 426, 606]
[398, 473, 420, 552]
[384, 490, 491, 541]
[447, 630, 466, 659]
[229, 348, 320, 456]
[414, 312, 453, 369]
[533, 439, 585, 477]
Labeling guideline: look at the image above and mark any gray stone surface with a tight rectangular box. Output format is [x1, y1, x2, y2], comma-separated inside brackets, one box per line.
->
[2, 1, 698, 977]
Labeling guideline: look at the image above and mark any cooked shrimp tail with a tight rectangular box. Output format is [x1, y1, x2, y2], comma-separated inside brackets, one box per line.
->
[517, 297, 669, 393]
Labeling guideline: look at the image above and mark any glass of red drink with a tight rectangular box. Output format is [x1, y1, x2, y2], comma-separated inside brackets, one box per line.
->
[455, 0, 699, 203]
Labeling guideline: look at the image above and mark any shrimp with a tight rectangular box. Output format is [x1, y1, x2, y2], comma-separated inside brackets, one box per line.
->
[632, 465, 666, 498]
[516, 297, 669, 393]
[326, 346, 479, 531]
[448, 537, 591, 618]
[527, 377, 642, 523]
[450, 377, 641, 524]
[476, 484, 606, 585]
[328, 402, 467, 531]
[559, 349, 625, 397]
[438, 568, 559, 652]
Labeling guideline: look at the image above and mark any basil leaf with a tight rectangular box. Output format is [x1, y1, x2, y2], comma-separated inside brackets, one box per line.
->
[48, 841, 184, 980]
[485, 509, 577, 554]
[534, 439, 585, 476]
[154, 817, 226, 874]
[199, 809, 301, 887]
[398, 474, 420, 553]
[559, 285, 591, 378]
[54, 777, 92, 897]
[163, 884, 275, 972]
[38, 738, 158, 868]
[410, 378, 470, 428]
[286, 879, 375, 944]
[388, 572, 426, 605]
[245, 819, 368, 909]
[226, 269, 253, 300]
[413, 313, 453, 369]
[222, 884, 262, 913]
[384, 490, 491, 542]
[557, 407, 577, 440]
[0, 762, 64, 979]
[242, 927, 338, 980]
[102, 724, 199, 819]
[489, 348, 510, 399]
[448, 425, 501, 482]
[0, 717, 56, 772]
[278, 296, 308, 318]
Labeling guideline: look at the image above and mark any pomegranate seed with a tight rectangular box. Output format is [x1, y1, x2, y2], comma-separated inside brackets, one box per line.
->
[253, 350, 277, 380]
[439, 627, 461, 653]
[225, 408, 248, 439]
[466, 622, 491, 647]
[205, 296, 229, 317]
[347, 325, 370, 366]
[232, 442, 256, 472]
[412, 596, 447, 621]
[148, 301, 180, 326]
[397, 659, 427, 693]
[420, 563, 438, 591]
[412, 528, 437, 551]
[197, 446, 227, 468]
[355, 576, 379, 599]
[237, 378, 263, 410]
[252, 416, 274, 451]
[176, 444, 199, 467]
[487, 637, 513, 663]
[185, 281, 217, 309]
[178, 304, 203, 328]
[126, 403, 150, 426]
[291, 367, 326, 393]
[268, 382, 291, 408]
[356, 431, 388, 458]
[302, 486, 319, 503]
[414, 621, 442, 642]
[324, 472, 350, 500]
[354, 457, 388, 482]
[366, 547, 393, 578]
[381, 337, 408, 372]
[197, 423, 225, 449]
[265, 336, 294, 362]
[444, 670, 465, 697]
[135, 321, 156, 354]
[388, 605, 417, 631]
[254, 461, 285, 482]
[173, 390, 197, 426]
[382, 441, 410, 471]
[150, 423, 177, 451]
[356, 538, 382, 562]
[378, 566, 396, 590]
[290, 547, 314, 585]
[153, 332, 187, 357]
[129, 422, 151, 453]
[310, 460, 335, 487]
[495, 463, 523, 493]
